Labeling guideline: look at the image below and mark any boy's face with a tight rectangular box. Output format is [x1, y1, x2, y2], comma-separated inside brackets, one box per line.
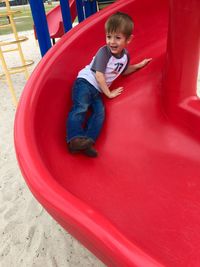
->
[106, 32, 132, 56]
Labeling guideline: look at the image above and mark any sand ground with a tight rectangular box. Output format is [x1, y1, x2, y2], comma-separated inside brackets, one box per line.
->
[0, 30, 199, 267]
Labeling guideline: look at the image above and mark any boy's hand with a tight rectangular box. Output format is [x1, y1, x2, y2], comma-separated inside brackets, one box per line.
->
[108, 87, 123, 98]
[137, 58, 152, 69]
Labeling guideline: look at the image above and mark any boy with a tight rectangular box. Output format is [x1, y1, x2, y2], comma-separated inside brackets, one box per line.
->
[67, 12, 151, 157]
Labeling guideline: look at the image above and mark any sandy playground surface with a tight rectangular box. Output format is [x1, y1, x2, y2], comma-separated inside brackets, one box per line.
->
[0, 30, 200, 267]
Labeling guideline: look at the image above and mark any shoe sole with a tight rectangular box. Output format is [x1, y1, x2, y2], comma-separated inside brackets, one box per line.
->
[83, 148, 98, 157]
[69, 139, 93, 152]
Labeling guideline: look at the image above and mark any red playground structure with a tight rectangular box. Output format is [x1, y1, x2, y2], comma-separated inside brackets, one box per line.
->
[15, 0, 200, 266]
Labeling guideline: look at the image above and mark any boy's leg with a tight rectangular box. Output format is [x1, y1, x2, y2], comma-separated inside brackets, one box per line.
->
[67, 79, 93, 150]
[85, 93, 105, 142]
[83, 95, 104, 157]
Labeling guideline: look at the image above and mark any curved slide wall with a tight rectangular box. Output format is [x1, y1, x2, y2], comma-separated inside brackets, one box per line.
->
[15, 0, 200, 266]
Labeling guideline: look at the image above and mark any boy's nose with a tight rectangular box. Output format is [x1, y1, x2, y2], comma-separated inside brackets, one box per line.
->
[110, 37, 115, 44]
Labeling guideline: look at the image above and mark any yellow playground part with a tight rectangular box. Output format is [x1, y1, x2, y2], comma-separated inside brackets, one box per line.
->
[0, 0, 34, 106]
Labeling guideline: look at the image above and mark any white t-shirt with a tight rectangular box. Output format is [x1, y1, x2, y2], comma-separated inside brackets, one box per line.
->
[78, 45, 130, 92]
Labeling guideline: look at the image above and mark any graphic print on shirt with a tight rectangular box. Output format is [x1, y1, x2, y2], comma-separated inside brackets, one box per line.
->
[113, 63, 124, 74]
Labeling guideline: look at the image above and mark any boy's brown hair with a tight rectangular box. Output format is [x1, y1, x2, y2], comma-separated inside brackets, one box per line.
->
[105, 12, 134, 39]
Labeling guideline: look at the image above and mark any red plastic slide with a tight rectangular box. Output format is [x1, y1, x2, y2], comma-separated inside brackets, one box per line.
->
[15, 0, 200, 266]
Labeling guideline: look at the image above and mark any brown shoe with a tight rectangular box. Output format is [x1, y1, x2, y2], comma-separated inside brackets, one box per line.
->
[68, 138, 93, 152]
[83, 146, 98, 157]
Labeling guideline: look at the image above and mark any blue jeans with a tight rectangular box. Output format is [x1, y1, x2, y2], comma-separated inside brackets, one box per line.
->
[67, 78, 105, 143]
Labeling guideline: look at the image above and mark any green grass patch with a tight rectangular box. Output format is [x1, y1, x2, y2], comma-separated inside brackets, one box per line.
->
[0, 3, 58, 35]
[0, 1, 115, 36]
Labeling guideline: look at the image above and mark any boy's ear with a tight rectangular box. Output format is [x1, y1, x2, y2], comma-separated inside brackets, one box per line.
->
[127, 34, 133, 44]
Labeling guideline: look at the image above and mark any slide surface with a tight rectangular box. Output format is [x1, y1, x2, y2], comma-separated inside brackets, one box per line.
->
[15, 0, 200, 266]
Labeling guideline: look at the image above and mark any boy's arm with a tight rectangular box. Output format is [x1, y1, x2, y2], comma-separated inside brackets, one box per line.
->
[123, 58, 152, 75]
[95, 71, 123, 99]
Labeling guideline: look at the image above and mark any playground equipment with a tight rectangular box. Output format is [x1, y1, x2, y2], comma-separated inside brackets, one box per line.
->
[42, 0, 115, 42]
[15, 0, 200, 266]
[34, 0, 77, 44]
[31, 0, 114, 56]
[0, 0, 34, 106]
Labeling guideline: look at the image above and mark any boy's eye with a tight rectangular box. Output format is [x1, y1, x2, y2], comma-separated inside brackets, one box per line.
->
[116, 36, 121, 40]
[106, 35, 111, 39]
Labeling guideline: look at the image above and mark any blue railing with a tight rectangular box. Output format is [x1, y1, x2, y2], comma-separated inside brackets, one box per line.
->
[29, 0, 98, 57]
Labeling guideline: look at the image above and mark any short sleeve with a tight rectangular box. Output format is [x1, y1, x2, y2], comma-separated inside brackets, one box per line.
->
[122, 51, 130, 73]
[91, 46, 111, 73]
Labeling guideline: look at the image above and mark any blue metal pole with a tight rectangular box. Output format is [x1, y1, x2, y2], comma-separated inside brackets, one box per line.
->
[75, 0, 85, 22]
[60, 0, 72, 32]
[84, 0, 97, 18]
[91, 0, 98, 14]
[84, 0, 91, 18]
[29, 0, 51, 57]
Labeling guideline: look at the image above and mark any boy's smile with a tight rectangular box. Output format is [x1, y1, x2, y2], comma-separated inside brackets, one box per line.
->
[106, 32, 132, 56]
